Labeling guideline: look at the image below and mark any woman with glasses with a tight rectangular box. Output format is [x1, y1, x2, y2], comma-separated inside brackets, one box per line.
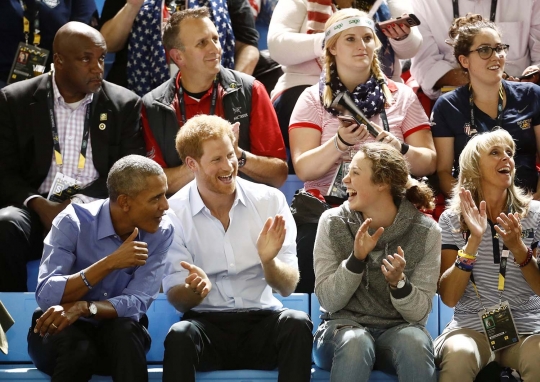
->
[436, 129, 540, 381]
[313, 142, 440, 382]
[431, 14, 540, 199]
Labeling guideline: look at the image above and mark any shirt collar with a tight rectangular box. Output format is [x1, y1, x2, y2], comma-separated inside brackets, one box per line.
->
[96, 199, 118, 240]
[188, 177, 247, 217]
[52, 72, 94, 107]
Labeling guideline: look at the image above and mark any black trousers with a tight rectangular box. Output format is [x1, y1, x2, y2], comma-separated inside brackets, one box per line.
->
[28, 309, 151, 382]
[295, 222, 318, 293]
[0, 205, 44, 291]
[163, 308, 313, 382]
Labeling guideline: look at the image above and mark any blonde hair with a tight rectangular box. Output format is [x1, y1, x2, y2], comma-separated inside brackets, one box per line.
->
[322, 8, 393, 108]
[175, 115, 235, 162]
[448, 129, 531, 230]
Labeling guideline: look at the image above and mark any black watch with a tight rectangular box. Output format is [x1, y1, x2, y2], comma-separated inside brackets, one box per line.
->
[237, 150, 246, 168]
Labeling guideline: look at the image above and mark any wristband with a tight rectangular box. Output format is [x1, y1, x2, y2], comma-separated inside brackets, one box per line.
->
[454, 259, 473, 272]
[337, 130, 355, 147]
[514, 247, 533, 268]
[80, 270, 93, 290]
[458, 249, 477, 260]
[400, 142, 410, 155]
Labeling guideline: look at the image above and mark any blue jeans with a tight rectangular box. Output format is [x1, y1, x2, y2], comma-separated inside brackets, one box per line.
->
[313, 318, 436, 382]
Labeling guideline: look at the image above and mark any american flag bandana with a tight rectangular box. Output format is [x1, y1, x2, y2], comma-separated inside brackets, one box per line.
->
[127, 0, 169, 97]
[189, 0, 236, 70]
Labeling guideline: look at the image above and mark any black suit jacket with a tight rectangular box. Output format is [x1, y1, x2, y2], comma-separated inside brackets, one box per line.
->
[0, 73, 144, 206]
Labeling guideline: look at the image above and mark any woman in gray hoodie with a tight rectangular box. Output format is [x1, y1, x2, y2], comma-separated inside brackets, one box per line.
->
[312, 142, 441, 382]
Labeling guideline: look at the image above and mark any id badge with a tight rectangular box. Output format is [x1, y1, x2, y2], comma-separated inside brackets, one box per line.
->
[47, 173, 81, 203]
[478, 301, 519, 352]
[327, 161, 351, 200]
[7, 42, 50, 84]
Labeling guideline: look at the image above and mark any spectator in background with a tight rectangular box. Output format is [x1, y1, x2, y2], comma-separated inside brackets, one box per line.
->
[431, 14, 540, 200]
[99, 0, 259, 96]
[313, 143, 439, 382]
[0, 22, 144, 291]
[436, 129, 540, 381]
[27, 155, 173, 382]
[0, 0, 97, 88]
[142, 7, 287, 195]
[268, 0, 422, 157]
[162, 115, 313, 382]
[410, 0, 540, 100]
[288, 8, 435, 292]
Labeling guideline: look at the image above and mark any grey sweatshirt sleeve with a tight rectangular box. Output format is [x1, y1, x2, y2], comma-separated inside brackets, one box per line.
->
[390, 222, 441, 324]
[313, 211, 364, 313]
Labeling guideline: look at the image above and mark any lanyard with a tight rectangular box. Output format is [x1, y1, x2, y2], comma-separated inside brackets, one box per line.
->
[469, 84, 504, 132]
[466, 215, 509, 311]
[177, 77, 219, 125]
[380, 108, 389, 132]
[19, 0, 41, 46]
[452, 0, 498, 21]
[46, 74, 91, 173]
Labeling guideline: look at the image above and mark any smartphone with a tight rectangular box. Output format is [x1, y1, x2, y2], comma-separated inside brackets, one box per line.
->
[337, 115, 359, 132]
[519, 69, 540, 80]
[376, 14, 421, 31]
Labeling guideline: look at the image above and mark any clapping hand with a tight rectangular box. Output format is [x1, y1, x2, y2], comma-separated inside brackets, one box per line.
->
[459, 188, 487, 239]
[257, 215, 286, 265]
[353, 218, 384, 261]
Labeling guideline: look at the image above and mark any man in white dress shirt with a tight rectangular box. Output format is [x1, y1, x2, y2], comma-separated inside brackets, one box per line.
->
[161, 114, 312, 382]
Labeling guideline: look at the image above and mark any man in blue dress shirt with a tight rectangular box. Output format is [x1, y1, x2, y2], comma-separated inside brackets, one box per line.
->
[27, 155, 174, 382]
[162, 115, 313, 382]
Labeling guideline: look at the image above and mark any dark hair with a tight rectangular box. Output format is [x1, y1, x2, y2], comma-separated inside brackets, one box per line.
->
[162, 7, 210, 51]
[447, 13, 501, 72]
[358, 143, 434, 210]
[107, 155, 164, 201]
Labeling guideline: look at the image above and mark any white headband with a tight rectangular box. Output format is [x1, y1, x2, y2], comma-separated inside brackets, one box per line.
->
[324, 17, 375, 43]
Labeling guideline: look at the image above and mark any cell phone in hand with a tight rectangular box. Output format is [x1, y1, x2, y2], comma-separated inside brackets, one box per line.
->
[376, 14, 421, 31]
[337, 115, 359, 132]
[519, 69, 540, 80]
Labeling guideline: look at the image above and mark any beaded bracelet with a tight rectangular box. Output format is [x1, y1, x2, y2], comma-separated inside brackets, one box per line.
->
[333, 134, 348, 153]
[514, 247, 533, 268]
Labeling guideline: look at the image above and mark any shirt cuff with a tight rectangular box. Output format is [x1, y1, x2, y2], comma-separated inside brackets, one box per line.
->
[345, 252, 367, 274]
[389, 278, 413, 299]
[24, 194, 44, 207]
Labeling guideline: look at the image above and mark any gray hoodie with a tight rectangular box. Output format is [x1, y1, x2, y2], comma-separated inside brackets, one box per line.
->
[314, 199, 441, 329]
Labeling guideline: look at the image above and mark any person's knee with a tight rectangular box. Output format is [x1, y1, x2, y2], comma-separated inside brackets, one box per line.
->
[277, 309, 313, 338]
[0, 206, 24, 241]
[438, 333, 483, 374]
[518, 335, 540, 378]
[107, 318, 147, 345]
[164, 321, 200, 353]
[392, 326, 433, 357]
[336, 327, 375, 363]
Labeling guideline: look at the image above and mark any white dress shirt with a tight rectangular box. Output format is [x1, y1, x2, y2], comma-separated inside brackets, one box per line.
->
[163, 178, 298, 312]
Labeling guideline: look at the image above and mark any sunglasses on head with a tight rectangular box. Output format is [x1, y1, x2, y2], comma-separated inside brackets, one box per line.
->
[469, 44, 509, 60]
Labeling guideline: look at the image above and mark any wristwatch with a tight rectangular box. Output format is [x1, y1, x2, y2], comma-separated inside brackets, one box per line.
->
[391, 275, 407, 289]
[237, 150, 247, 168]
[87, 301, 98, 318]
[395, 275, 407, 289]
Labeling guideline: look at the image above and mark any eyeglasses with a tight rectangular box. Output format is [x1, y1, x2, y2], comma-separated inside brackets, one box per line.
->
[469, 44, 510, 60]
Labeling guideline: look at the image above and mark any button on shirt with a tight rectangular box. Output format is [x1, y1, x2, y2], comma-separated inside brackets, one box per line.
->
[36, 199, 175, 321]
[37, 74, 99, 195]
[163, 178, 298, 312]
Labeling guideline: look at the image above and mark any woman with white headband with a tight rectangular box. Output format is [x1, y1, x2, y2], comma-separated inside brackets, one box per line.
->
[288, 8, 436, 294]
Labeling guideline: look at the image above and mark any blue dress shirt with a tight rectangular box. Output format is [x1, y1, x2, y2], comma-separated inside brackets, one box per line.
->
[36, 199, 174, 321]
